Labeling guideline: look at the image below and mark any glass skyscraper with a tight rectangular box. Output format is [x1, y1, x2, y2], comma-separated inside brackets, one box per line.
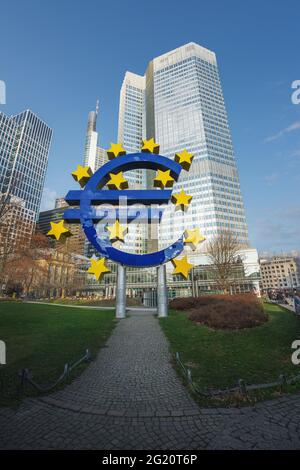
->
[82, 103, 114, 257]
[118, 42, 249, 265]
[83, 100, 107, 172]
[117, 72, 147, 254]
[0, 109, 52, 247]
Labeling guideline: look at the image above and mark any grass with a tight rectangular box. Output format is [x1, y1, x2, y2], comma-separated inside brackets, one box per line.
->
[160, 303, 300, 405]
[0, 301, 116, 407]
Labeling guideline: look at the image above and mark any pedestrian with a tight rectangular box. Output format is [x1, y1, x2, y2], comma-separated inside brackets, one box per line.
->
[294, 291, 300, 315]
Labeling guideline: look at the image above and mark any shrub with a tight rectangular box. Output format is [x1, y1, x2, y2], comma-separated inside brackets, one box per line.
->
[170, 294, 268, 330]
[169, 297, 199, 310]
[170, 294, 241, 310]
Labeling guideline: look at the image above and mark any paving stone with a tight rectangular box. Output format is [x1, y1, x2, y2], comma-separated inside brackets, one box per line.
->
[0, 309, 300, 449]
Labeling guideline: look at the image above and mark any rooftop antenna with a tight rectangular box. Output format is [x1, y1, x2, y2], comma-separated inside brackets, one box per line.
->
[96, 99, 99, 115]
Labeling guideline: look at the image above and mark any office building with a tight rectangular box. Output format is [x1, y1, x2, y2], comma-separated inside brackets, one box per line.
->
[81, 103, 107, 257]
[117, 42, 249, 262]
[0, 109, 52, 250]
[117, 72, 147, 254]
[83, 100, 107, 172]
[260, 255, 300, 291]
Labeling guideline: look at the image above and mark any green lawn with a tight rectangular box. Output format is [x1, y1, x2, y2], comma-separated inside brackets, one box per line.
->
[0, 301, 116, 406]
[160, 303, 300, 403]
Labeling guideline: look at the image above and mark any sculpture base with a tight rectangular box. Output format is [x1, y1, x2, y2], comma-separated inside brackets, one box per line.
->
[114, 264, 168, 319]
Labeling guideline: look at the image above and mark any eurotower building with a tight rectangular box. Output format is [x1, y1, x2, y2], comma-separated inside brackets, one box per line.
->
[118, 42, 249, 263]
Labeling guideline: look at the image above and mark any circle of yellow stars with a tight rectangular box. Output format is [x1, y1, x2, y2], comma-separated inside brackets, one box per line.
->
[47, 139, 206, 281]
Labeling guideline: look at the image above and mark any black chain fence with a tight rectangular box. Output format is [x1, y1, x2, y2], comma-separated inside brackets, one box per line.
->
[175, 351, 300, 397]
[0, 348, 92, 402]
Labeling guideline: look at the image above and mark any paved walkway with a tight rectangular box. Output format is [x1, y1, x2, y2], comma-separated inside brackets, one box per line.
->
[0, 310, 300, 449]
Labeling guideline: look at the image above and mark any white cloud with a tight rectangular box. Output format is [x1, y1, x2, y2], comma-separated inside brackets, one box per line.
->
[40, 187, 59, 211]
[264, 173, 279, 185]
[265, 121, 300, 143]
[290, 149, 300, 158]
[253, 205, 300, 252]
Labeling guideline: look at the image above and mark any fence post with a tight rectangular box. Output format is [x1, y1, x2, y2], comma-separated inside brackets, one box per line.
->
[238, 379, 247, 395]
[63, 363, 70, 378]
[85, 349, 91, 362]
[279, 374, 287, 392]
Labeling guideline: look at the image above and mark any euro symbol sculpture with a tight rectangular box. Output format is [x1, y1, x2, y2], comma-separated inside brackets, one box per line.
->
[47, 140, 205, 318]
[64, 152, 185, 267]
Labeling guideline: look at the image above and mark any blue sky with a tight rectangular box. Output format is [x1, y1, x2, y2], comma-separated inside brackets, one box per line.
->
[1, 0, 299, 254]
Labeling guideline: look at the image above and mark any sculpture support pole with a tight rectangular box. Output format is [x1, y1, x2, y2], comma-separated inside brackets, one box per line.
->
[157, 264, 168, 317]
[116, 264, 126, 319]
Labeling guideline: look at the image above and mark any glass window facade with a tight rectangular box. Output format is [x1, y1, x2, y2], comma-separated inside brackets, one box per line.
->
[0, 109, 52, 247]
[151, 44, 249, 258]
[117, 43, 249, 265]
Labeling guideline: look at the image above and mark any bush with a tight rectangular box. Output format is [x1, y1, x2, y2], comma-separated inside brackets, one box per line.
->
[170, 294, 268, 330]
[169, 297, 199, 310]
[170, 294, 240, 310]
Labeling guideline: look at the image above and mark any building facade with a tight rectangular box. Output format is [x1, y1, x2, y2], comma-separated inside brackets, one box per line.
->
[83, 101, 107, 172]
[116, 42, 249, 263]
[151, 44, 248, 260]
[81, 103, 107, 256]
[117, 72, 147, 254]
[260, 256, 300, 291]
[37, 198, 85, 255]
[0, 109, 52, 251]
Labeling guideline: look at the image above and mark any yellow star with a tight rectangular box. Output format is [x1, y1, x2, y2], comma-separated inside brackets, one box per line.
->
[87, 258, 110, 281]
[106, 220, 128, 243]
[107, 143, 126, 160]
[174, 149, 194, 171]
[171, 256, 194, 280]
[72, 165, 93, 187]
[107, 172, 129, 190]
[171, 189, 193, 211]
[47, 221, 72, 241]
[153, 170, 175, 189]
[141, 138, 160, 154]
[184, 228, 206, 251]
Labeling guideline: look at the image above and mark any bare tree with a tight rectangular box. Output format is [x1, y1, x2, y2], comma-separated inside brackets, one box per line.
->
[0, 173, 26, 280]
[206, 230, 242, 294]
[4, 233, 50, 297]
[0, 172, 22, 226]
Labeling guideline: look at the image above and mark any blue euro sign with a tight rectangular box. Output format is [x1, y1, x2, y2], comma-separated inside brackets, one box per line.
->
[64, 152, 184, 267]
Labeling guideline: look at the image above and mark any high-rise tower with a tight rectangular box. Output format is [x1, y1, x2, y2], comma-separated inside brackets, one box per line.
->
[0, 109, 52, 249]
[117, 72, 147, 254]
[82, 103, 109, 257]
[83, 100, 107, 171]
[118, 43, 249, 263]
